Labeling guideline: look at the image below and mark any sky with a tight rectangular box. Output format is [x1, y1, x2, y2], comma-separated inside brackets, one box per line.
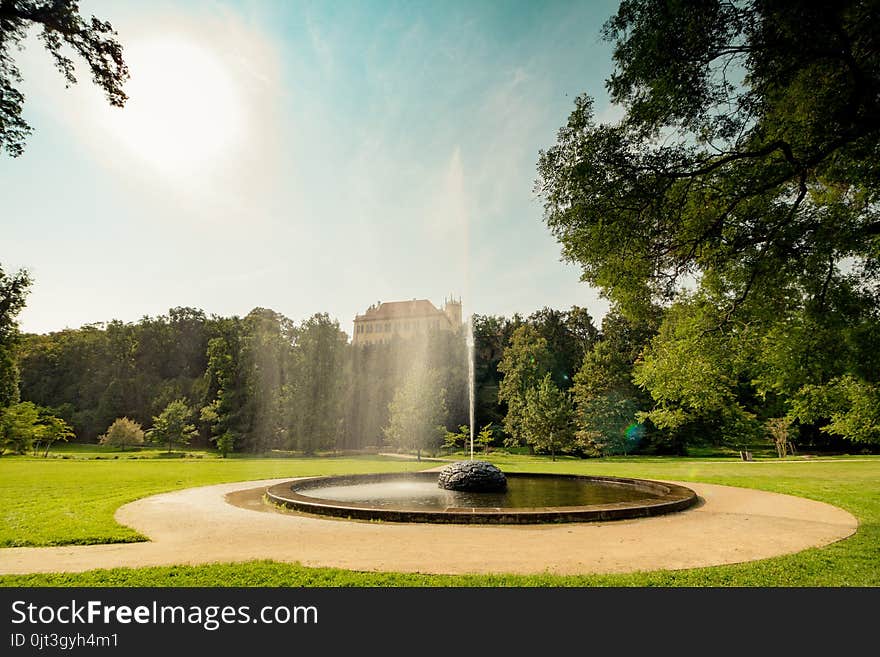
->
[2, 0, 622, 338]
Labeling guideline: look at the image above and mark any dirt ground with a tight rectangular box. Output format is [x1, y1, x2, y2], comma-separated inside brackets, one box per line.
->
[0, 477, 857, 576]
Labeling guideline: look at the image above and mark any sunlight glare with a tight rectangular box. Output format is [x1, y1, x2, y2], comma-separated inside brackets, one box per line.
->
[107, 37, 245, 175]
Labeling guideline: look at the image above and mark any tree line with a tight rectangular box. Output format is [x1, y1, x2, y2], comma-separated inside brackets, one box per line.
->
[1, 265, 877, 456]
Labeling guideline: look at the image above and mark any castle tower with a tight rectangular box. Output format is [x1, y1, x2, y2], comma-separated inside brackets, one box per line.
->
[442, 296, 462, 327]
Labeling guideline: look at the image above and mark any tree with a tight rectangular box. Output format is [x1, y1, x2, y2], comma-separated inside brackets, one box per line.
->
[215, 431, 235, 458]
[199, 399, 229, 456]
[766, 416, 795, 458]
[148, 399, 196, 454]
[0, 400, 40, 454]
[572, 306, 658, 455]
[521, 374, 575, 461]
[574, 392, 640, 457]
[0, 402, 69, 456]
[790, 376, 880, 445]
[497, 325, 552, 447]
[527, 306, 599, 388]
[0, 0, 128, 157]
[33, 410, 74, 456]
[201, 318, 246, 449]
[240, 308, 297, 453]
[0, 264, 31, 409]
[383, 367, 448, 460]
[99, 417, 144, 451]
[476, 423, 496, 454]
[632, 295, 763, 449]
[538, 1, 880, 321]
[470, 314, 516, 431]
[290, 313, 348, 454]
[537, 1, 880, 451]
[443, 425, 469, 451]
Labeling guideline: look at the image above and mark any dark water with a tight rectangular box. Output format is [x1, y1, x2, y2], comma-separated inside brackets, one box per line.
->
[298, 476, 662, 509]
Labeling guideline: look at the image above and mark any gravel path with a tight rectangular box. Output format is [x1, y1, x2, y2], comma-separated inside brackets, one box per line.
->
[0, 478, 857, 576]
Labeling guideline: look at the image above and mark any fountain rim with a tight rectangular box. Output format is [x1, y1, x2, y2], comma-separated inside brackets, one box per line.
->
[265, 471, 698, 524]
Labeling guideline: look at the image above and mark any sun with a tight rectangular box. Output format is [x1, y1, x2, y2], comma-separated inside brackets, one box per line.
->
[106, 36, 245, 175]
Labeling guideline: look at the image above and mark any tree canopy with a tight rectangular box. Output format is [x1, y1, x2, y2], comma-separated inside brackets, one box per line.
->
[537, 1, 879, 319]
[148, 399, 196, 454]
[99, 417, 144, 451]
[521, 374, 575, 461]
[0, 0, 128, 156]
[497, 325, 553, 447]
[538, 0, 880, 448]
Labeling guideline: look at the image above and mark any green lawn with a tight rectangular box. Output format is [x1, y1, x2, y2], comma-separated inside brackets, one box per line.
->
[0, 454, 426, 546]
[1, 451, 878, 586]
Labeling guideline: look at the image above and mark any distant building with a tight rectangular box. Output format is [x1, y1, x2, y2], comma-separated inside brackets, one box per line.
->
[352, 297, 462, 345]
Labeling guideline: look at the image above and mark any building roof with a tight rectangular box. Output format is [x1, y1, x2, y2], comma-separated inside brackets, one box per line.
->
[355, 299, 448, 321]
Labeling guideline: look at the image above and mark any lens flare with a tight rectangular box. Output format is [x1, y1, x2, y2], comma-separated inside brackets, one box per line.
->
[625, 423, 645, 444]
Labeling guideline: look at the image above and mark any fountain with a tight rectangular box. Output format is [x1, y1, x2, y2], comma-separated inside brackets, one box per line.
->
[266, 311, 697, 524]
[433, 316, 507, 493]
[266, 472, 696, 524]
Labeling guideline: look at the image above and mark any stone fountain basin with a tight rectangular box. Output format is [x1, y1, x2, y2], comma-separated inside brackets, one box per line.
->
[266, 471, 697, 524]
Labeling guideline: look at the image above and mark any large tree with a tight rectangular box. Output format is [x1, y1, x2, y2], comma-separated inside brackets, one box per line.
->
[290, 313, 348, 454]
[538, 1, 880, 448]
[0, 0, 128, 156]
[521, 374, 575, 461]
[538, 1, 880, 318]
[496, 325, 553, 447]
[572, 306, 659, 455]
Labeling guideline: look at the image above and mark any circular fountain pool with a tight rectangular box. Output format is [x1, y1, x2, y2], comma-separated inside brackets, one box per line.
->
[266, 472, 697, 524]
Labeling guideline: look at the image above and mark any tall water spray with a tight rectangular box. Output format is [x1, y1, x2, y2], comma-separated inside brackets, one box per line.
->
[466, 315, 475, 460]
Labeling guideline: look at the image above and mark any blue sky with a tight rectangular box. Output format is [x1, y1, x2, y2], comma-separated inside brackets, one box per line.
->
[2, 0, 621, 336]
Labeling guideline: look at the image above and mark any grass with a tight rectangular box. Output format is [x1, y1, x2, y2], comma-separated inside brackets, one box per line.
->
[0, 454, 426, 547]
[1, 451, 878, 586]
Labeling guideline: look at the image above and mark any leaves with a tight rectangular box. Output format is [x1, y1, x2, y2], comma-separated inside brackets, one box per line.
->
[147, 399, 196, 453]
[497, 325, 553, 446]
[99, 417, 144, 450]
[0, 0, 129, 156]
[538, 1, 880, 321]
[521, 374, 575, 460]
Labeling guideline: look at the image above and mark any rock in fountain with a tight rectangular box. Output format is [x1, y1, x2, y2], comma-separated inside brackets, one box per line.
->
[437, 461, 507, 492]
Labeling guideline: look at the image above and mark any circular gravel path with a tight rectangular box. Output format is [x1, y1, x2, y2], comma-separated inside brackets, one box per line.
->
[0, 478, 857, 576]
